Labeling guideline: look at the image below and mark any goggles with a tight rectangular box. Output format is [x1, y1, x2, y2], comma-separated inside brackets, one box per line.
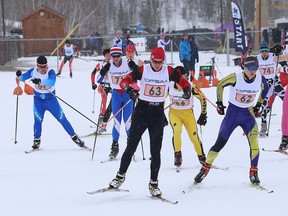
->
[111, 55, 121, 58]
[152, 59, 164, 64]
[246, 65, 259, 71]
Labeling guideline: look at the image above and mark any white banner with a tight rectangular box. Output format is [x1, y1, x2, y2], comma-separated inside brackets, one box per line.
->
[130, 37, 146, 52]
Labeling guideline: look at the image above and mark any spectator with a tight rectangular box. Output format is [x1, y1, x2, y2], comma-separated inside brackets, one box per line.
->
[157, 33, 171, 51]
[113, 30, 123, 48]
[188, 36, 199, 81]
[179, 33, 191, 79]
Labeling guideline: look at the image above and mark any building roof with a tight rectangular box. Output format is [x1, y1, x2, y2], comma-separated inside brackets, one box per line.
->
[21, 5, 65, 21]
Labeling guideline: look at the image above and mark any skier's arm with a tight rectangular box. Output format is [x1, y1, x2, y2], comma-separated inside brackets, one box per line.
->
[168, 66, 190, 89]
[160, 39, 171, 46]
[192, 84, 207, 114]
[41, 69, 56, 87]
[256, 76, 269, 104]
[216, 73, 236, 102]
[120, 65, 143, 90]
[91, 63, 101, 84]
[18, 68, 33, 81]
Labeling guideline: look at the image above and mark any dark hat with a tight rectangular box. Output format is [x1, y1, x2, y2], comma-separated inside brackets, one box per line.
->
[259, 40, 269, 52]
[102, 48, 110, 56]
[182, 32, 188, 37]
[65, 39, 71, 44]
[37, 56, 47, 65]
[243, 56, 259, 67]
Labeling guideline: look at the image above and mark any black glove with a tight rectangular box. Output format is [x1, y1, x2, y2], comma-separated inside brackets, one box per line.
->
[100, 63, 111, 76]
[196, 58, 199, 63]
[31, 78, 41, 84]
[182, 87, 191, 99]
[197, 113, 207, 126]
[216, 101, 226, 115]
[104, 86, 112, 94]
[128, 60, 137, 70]
[273, 44, 282, 56]
[169, 36, 173, 40]
[163, 114, 169, 127]
[174, 66, 186, 75]
[125, 86, 139, 101]
[16, 70, 22, 77]
[253, 102, 262, 117]
[92, 83, 97, 90]
[59, 56, 62, 61]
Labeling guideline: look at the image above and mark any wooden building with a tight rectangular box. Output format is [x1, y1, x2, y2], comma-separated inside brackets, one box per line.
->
[21, 6, 65, 56]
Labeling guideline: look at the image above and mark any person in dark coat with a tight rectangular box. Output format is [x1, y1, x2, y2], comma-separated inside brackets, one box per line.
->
[188, 36, 199, 82]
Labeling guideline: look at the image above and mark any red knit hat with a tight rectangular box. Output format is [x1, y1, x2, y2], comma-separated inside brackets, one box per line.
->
[126, 45, 136, 53]
[151, 47, 165, 60]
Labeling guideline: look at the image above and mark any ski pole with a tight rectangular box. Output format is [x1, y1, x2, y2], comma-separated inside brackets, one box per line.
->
[199, 125, 203, 143]
[25, 82, 99, 126]
[197, 88, 219, 111]
[164, 101, 176, 110]
[51, 91, 99, 126]
[13, 77, 23, 144]
[106, 99, 132, 124]
[14, 94, 19, 144]
[140, 138, 146, 160]
[266, 55, 280, 137]
[92, 90, 96, 114]
[91, 97, 104, 160]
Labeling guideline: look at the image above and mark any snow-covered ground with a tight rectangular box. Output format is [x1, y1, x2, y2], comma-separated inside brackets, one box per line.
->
[0, 51, 286, 216]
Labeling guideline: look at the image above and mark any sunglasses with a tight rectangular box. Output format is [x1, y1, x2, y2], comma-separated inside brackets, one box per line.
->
[112, 55, 121, 58]
[37, 64, 47, 69]
[246, 66, 259, 71]
[152, 59, 164, 64]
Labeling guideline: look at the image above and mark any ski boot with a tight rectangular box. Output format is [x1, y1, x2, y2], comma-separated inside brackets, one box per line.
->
[109, 172, 125, 189]
[249, 165, 260, 185]
[174, 151, 182, 172]
[194, 162, 211, 184]
[259, 123, 267, 137]
[279, 136, 288, 150]
[174, 151, 182, 166]
[109, 141, 119, 159]
[98, 114, 104, 125]
[198, 154, 206, 165]
[71, 134, 85, 147]
[32, 139, 41, 150]
[148, 180, 162, 197]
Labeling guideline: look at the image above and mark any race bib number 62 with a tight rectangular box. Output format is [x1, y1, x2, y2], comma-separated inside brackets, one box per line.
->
[235, 93, 256, 104]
